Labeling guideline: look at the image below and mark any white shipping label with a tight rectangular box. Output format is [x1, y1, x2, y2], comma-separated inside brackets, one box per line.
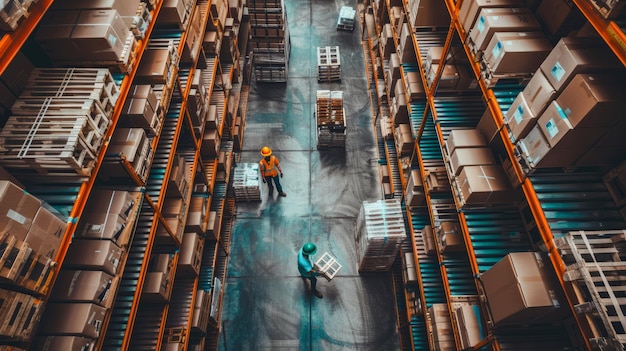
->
[6, 209, 26, 224]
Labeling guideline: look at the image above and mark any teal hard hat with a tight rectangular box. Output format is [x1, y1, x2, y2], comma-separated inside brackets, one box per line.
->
[302, 242, 317, 255]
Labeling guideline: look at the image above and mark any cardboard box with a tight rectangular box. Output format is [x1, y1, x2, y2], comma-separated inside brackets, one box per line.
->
[481, 252, 560, 325]
[469, 8, 540, 53]
[483, 31, 552, 75]
[437, 222, 464, 253]
[458, 165, 512, 204]
[64, 239, 123, 276]
[144, 254, 174, 301]
[516, 125, 552, 169]
[160, 0, 187, 25]
[38, 303, 107, 338]
[135, 49, 171, 84]
[23, 207, 66, 259]
[522, 69, 556, 117]
[459, 0, 525, 33]
[408, 0, 450, 28]
[445, 129, 487, 155]
[555, 73, 626, 128]
[539, 37, 622, 92]
[50, 270, 114, 305]
[423, 225, 436, 255]
[449, 147, 496, 176]
[536, 0, 585, 36]
[0, 181, 41, 241]
[428, 304, 455, 350]
[185, 196, 207, 234]
[454, 304, 482, 349]
[35, 11, 81, 60]
[33, 336, 96, 351]
[71, 10, 130, 61]
[178, 232, 203, 276]
[52, 0, 142, 20]
[505, 92, 537, 143]
[76, 190, 134, 245]
[536, 101, 574, 148]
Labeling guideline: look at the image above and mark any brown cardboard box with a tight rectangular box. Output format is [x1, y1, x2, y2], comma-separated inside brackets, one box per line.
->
[409, 0, 450, 28]
[71, 10, 130, 61]
[395, 123, 414, 156]
[128, 85, 158, 110]
[185, 196, 207, 234]
[103, 128, 151, 180]
[505, 92, 537, 143]
[469, 8, 540, 53]
[539, 37, 622, 92]
[191, 289, 212, 332]
[135, 49, 171, 84]
[422, 225, 436, 255]
[454, 304, 482, 349]
[24, 207, 66, 259]
[483, 31, 552, 75]
[38, 303, 107, 338]
[0, 181, 41, 241]
[160, 0, 187, 25]
[178, 232, 203, 275]
[555, 73, 626, 128]
[121, 97, 156, 131]
[445, 129, 487, 155]
[52, 0, 142, 20]
[65, 239, 123, 276]
[50, 270, 114, 305]
[35, 11, 81, 60]
[522, 69, 556, 117]
[458, 165, 512, 204]
[516, 125, 552, 169]
[481, 252, 560, 326]
[459, 0, 525, 33]
[76, 190, 134, 245]
[144, 253, 174, 300]
[437, 222, 464, 253]
[449, 147, 496, 176]
[536, 0, 584, 36]
[33, 336, 96, 351]
[206, 210, 220, 240]
[403, 71, 425, 100]
[536, 101, 574, 148]
[405, 187, 425, 208]
[428, 304, 455, 350]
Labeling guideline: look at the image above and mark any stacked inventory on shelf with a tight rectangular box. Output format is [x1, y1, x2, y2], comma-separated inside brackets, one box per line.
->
[336, 6, 356, 31]
[232, 163, 261, 201]
[317, 46, 341, 82]
[355, 199, 407, 272]
[554, 230, 626, 349]
[0, 68, 118, 178]
[248, 0, 290, 82]
[0, 0, 38, 31]
[315, 90, 346, 148]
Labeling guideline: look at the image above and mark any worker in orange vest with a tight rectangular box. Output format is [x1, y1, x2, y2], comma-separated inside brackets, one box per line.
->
[259, 146, 286, 197]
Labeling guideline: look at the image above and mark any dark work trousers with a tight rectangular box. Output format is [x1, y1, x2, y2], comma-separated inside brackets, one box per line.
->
[264, 174, 283, 194]
[303, 275, 318, 292]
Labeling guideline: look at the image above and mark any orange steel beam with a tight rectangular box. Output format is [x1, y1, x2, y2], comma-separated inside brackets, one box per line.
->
[0, 0, 54, 76]
[572, 0, 626, 66]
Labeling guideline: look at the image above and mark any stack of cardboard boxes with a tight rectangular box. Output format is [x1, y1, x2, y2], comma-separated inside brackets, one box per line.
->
[428, 304, 455, 350]
[512, 37, 626, 171]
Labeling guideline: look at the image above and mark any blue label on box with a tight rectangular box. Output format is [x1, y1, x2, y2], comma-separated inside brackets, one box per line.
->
[551, 62, 565, 82]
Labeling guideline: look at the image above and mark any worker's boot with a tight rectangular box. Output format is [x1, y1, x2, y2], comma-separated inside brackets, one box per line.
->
[313, 290, 323, 298]
[279, 192, 287, 197]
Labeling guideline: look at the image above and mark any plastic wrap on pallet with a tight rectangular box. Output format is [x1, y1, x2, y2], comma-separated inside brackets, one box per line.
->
[232, 163, 261, 201]
[355, 199, 407, 272]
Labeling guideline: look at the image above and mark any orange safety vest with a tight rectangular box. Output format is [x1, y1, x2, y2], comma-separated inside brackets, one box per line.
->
[259, 156, 279, 177]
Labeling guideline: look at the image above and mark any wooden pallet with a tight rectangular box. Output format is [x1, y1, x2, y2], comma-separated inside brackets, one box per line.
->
[317, 46, 341, 82]
[337, 6, 356, 31]
[11, 98, 111, 136]
[0, 116, 98, 176]
[555, 230, 626, 350]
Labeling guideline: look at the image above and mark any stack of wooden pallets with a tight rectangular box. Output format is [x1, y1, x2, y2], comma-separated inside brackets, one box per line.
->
[248, 0, 291, 82]
[315, 90, 346, 148]
[317, 46, 341, 82]
[232, 163, 261, 201]
[555, 230, 626, 350]
[355, 199, 407, 272]
[0, 68, 119, 178]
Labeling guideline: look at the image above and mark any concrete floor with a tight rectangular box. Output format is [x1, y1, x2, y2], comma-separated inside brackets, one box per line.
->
[217, 0, 403, 350]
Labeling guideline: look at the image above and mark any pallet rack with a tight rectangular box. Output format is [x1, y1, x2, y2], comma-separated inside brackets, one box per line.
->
[360, 0, 626, 349]
[0, 0, 246, 349]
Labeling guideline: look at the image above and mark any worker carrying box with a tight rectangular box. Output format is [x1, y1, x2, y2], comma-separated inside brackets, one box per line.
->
[314, 252, 342, 281]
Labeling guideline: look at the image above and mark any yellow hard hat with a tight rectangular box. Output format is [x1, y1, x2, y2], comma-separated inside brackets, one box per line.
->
[260, 146, 272, 156]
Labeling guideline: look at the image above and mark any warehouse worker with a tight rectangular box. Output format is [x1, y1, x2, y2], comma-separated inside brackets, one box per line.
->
[298, 242, 323, 299]
[259, 146, 286, 198]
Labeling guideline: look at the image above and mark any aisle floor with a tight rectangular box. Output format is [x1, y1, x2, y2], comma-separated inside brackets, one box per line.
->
[217, 0, 402, 350]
